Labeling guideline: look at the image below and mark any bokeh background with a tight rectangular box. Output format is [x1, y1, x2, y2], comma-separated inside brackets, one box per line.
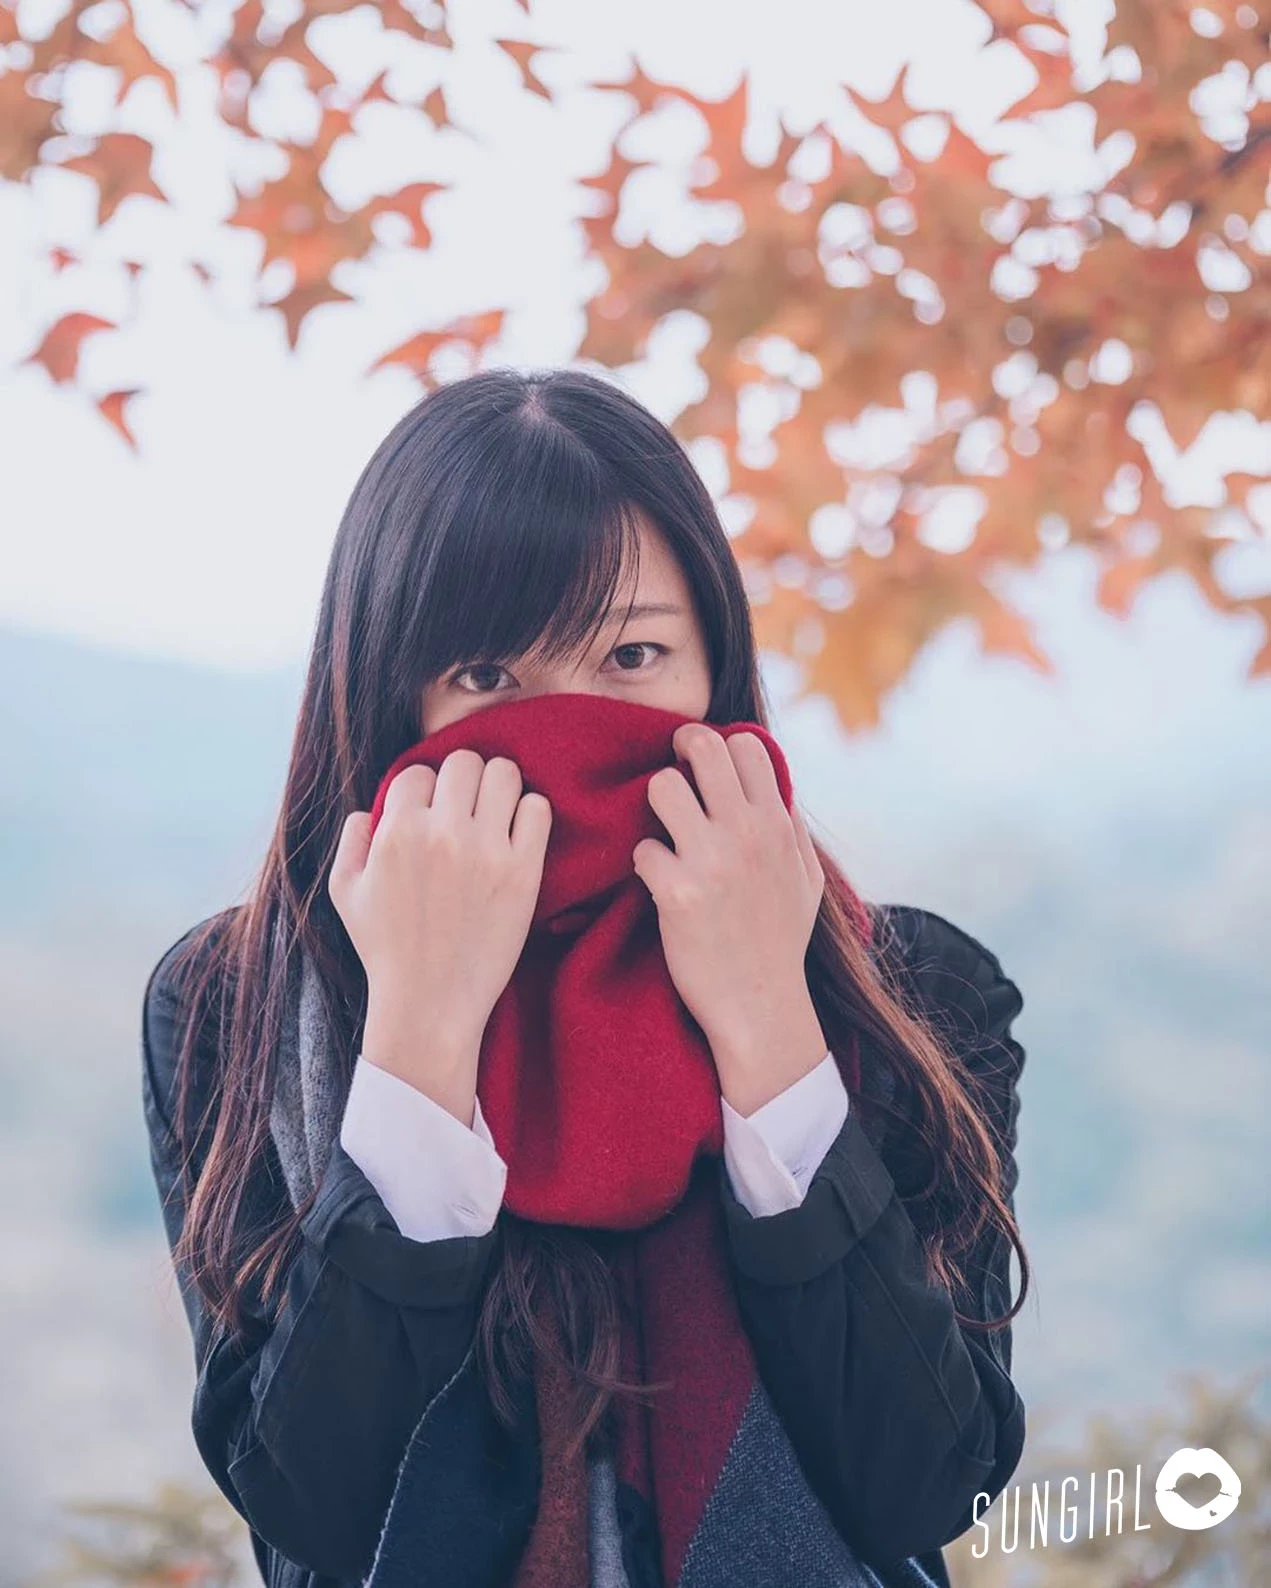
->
[2, 0, 1268, 1583]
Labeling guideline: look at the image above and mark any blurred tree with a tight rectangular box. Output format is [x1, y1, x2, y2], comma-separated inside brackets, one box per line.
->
[22, 1482, 246, 1587]
[3, 0, 1268, 726]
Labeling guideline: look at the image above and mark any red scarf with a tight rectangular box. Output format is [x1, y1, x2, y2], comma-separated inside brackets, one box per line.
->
[367, 691, 873, 1587]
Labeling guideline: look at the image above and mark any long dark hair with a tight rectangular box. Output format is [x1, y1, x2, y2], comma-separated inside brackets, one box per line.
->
[160, 366, 1030, 1465]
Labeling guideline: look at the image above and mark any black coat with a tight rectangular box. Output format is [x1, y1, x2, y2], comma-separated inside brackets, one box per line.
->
[140, 902, 1028, 1588]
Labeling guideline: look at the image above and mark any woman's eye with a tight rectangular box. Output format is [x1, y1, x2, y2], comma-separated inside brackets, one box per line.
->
[453, 662, 510, 693]
[607, 642, 666, 672]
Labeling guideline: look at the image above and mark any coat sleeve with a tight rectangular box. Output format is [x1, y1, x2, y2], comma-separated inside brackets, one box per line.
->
[140, 918, 502, 1581]
[716, 903, 1028, 1567]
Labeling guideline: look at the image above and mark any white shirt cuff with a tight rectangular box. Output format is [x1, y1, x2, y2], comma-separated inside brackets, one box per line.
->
[720, 1050, 850, 1218]
[339, 1049, 849, 1239]
[339, 1055, 507, 1243]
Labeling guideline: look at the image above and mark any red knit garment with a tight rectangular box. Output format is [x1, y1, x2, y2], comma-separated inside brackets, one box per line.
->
[367, 690, 873, 1587]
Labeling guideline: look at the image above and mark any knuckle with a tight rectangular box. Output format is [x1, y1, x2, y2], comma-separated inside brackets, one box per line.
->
[699, 832, 729, 868]
[735, 813, 765, 852]
[666, 878, 701, 912]
[703, 851, 730, 886]
[374, 817, 412, 859]
[423, 819, 464, 858]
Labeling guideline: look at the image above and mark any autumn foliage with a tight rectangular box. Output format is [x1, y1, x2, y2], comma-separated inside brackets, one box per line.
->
[5, 0, 1268, 725]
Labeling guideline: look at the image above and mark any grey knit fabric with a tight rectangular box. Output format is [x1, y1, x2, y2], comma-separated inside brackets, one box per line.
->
[678, 1379, 886, 1588]
[269, 942, 344, 1212]
[587, 1445, 634, 1588]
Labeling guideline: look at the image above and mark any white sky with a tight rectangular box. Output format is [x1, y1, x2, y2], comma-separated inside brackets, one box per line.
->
[0, 0, 1266, 671]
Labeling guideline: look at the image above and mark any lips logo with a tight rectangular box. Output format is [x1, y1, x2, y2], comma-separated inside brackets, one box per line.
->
[1155, 1447, 1241, 1530]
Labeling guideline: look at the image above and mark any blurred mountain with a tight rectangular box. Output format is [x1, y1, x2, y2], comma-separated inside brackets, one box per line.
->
[0, 622, 300, 935]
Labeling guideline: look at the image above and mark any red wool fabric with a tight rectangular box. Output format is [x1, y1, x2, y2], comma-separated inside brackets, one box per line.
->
[367, 690, 874, 1588]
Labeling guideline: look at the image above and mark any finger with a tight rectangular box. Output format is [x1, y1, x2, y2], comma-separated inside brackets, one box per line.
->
[725, 730, 784, 809]
[645, 765, 711, 850]
[631, 835, 678, 900]
[510, 790, 553, 866]
[431, 746, 486, 819]
[474, 755, 525, 835]
[381, 760, 438, 824]
[671, 723, 748, 820]
[789, 802, 825, 892]
[329, 810, 373, 903]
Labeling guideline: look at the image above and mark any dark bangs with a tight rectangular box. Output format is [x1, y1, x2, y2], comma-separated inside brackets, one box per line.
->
[396, 407, 645, 690]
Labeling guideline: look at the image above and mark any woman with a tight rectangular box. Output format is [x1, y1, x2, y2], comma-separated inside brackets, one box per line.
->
[141, 366, 1030, 1588]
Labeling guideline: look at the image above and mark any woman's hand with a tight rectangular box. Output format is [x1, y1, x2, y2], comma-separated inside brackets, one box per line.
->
[631, 722, 831, 1117]
[328, 749, 552, 1124]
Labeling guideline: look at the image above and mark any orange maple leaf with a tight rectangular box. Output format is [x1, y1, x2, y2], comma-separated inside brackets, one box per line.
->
[23, 314, 117, 384]
[496, 38, 554, 100]
[98, 388, 143, 449]
[368, 310, 507, 381]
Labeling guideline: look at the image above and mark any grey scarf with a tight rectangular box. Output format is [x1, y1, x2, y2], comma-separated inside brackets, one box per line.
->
[269, 942, 345, 1214]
